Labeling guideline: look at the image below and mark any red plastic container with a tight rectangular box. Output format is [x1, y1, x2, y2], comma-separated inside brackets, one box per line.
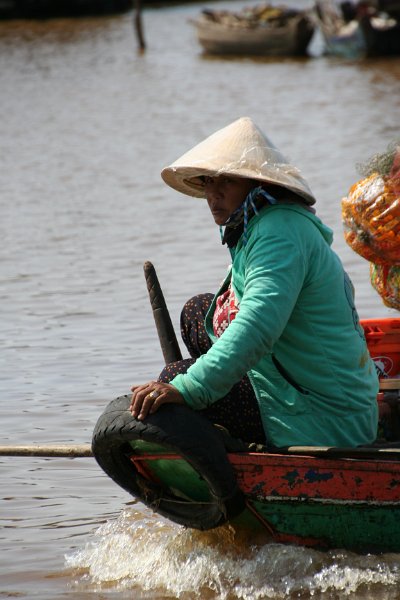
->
[361, 318, 400, 378]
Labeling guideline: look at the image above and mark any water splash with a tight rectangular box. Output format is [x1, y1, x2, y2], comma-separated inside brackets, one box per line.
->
[65, 506, 400, 599]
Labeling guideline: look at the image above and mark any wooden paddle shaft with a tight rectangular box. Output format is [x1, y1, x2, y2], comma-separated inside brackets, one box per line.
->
[0, 444, 93, 457]
[143, 261, 182, 364]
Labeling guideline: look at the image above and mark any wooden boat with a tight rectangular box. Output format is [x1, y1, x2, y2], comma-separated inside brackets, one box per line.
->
[315, 0, 400, 58]
[191, 4, 315, 57]
[92, 316, 400, 553]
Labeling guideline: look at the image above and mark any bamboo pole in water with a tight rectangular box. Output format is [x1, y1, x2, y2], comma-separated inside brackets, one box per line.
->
[2, 443, 400, 459]
[134, 0, 146, 53]
[0, 444, 93, 457]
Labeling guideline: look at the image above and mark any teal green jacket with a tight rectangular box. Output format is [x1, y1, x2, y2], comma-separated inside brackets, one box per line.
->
[171, 204, 379, 447]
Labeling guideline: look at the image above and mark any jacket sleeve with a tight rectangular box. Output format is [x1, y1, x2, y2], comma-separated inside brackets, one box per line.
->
[171, 216, 308, 409]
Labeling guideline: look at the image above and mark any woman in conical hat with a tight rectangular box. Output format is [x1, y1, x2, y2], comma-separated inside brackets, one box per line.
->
[130, 117, 379, 448]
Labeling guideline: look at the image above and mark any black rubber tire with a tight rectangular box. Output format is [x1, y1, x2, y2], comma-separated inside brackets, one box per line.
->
[92, 395, 246, 530]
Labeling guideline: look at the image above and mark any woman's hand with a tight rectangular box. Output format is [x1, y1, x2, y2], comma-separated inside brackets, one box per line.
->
[130, 381, 185, 420]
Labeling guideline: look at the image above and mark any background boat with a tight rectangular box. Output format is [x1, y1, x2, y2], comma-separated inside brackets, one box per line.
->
[315, 0, 400, 58]
[191, 4, 315, 56]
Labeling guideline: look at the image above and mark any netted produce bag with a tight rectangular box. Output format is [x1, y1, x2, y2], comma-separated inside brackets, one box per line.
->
[342, 142, 400, 265]
[370, 263, 400, 311]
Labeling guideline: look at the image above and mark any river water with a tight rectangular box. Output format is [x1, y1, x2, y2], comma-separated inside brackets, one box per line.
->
[1, 2, 400, 598]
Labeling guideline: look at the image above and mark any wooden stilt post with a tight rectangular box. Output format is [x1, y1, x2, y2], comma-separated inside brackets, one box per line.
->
[134, 0, 146, 53]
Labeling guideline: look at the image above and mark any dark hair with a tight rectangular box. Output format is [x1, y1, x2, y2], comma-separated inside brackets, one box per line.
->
[262, 182, 307, 205]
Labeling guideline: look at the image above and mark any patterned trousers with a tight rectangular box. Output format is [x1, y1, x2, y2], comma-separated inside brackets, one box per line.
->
[158, 294, 265, 444]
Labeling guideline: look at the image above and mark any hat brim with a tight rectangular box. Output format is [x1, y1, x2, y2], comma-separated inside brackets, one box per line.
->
[161, 165, 316, 205]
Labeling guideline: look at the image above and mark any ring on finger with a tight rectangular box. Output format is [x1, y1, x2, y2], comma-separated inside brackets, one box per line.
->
[149, 390, 160, 400]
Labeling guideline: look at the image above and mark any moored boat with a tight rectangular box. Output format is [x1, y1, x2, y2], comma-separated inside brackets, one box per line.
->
[315, 0, 400, 58]
[92, 317, 400, 553]
[191, 4, 315, 57]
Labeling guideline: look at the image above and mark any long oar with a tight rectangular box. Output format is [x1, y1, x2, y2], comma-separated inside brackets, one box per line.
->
[1, 261, 181, 458]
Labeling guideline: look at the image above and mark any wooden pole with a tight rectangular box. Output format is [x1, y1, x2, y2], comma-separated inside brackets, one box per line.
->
[2, 443, 400, 460]
[134, 0, 146, 53]
[0, 444, 93, 457]
[143, 261, 183, 365]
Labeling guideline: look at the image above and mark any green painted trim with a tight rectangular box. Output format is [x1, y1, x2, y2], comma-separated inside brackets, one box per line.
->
[249, 499, 400, 552]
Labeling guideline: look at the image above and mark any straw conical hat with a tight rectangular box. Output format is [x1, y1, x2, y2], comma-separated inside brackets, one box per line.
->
[161, 117, 316, 205]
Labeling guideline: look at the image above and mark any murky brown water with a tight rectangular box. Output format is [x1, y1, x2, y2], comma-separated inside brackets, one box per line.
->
[1, 2, 400, 598]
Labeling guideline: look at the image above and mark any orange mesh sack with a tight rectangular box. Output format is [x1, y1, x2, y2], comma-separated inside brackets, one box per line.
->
[342, 144, 400, 265]
[370, 263, 400, 311]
